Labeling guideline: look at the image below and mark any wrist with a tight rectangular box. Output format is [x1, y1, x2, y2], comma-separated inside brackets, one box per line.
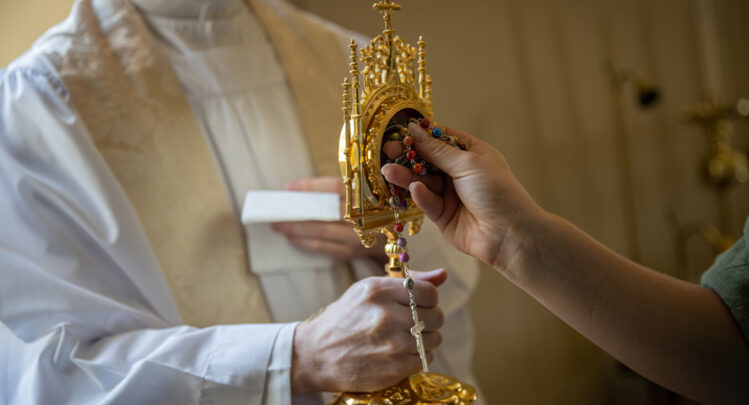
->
[490, 205, 553, 281]
[291, 321, 321, 395]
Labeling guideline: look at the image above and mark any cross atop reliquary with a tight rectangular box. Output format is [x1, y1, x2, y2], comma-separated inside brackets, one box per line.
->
[373, 0, 402, 35]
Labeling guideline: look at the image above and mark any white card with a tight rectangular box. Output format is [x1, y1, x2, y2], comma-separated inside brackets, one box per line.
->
[241, 190, 341, 224]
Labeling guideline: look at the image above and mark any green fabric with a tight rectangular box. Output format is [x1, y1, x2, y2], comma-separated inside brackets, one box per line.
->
[701, 217, 749, 342]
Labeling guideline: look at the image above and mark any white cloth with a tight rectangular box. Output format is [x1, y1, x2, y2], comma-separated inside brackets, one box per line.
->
[0, 0, 481, 403]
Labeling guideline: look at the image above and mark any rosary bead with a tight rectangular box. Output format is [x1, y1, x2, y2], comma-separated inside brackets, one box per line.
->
[390, 132, 401, 141]
[394, 222, 404, 233]
[405, 150, 417, 160]
[412, 163, 423, 174]
[432, 127, 443, 137]
[400, 127, 409, 135]
[419, 167, 428, 176]
[399, 252, 410, 263]
[397, 237, 407, 248]
[403, 136, 414, 146]
[420, 118, 430, 128]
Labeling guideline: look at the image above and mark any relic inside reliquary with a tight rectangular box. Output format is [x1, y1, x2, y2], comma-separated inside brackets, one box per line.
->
[334, 1, 477, 404]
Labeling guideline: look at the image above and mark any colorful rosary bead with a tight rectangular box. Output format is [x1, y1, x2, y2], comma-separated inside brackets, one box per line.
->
[394, 222, 404, 233]
[405, 150, 417, 160]
[390, 132, 401, 140]
[399, 252, 410, 263]
[420, 118, 430, 128]
[403, 136, 414, 146]
[412, 163, 423, 174]
[397, 237, 407, 248]
[432, 127, 443, 137]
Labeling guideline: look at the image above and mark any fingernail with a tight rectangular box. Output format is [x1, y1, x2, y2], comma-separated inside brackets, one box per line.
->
[381, 163, 391, 176]
[408, 122, 425, 140]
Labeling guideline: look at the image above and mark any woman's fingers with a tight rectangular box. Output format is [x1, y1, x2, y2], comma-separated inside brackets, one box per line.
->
[381, 164, 445, 194]
[409, 181, 445, 222]
[408, 123, 469, 177]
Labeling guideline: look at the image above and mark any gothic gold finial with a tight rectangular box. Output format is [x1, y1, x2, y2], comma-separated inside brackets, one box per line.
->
[342, 78, 351, 117]
[418, 36, 426, 99]
[342, 78, 353, 218]
[348, 40, 364, 218]
[349, 40, 360, 83]
[373, 0, 402, 35]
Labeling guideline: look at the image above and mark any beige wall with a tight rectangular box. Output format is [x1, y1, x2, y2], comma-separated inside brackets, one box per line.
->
[3, 0, 749, 404]
[0, 1, 76, 66]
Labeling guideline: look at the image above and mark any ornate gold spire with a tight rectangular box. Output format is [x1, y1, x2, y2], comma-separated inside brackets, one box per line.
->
[373, 0, 402, 35]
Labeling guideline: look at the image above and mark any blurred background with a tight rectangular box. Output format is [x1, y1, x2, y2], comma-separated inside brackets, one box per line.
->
[3, 0, 749, 403]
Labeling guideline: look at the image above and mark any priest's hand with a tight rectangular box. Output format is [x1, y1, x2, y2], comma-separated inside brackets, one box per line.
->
[381, 123, 541, 271]
[290, 269, 446, 394]
[272, 177, 387, 263]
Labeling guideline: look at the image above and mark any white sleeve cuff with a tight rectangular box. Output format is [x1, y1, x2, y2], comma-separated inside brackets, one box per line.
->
[198, 322, 294, 404]
[263, 321, 299, 404]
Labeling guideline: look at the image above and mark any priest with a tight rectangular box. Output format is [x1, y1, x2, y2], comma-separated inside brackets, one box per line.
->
[0, 0, 479, 403]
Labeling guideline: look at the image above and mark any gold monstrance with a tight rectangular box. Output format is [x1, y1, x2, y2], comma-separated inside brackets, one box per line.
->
[334, 1, 477, 404]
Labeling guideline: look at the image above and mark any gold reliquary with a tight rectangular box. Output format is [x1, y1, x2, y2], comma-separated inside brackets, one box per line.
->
[334, 1, 477, 404]
[339, 0, 432, 276]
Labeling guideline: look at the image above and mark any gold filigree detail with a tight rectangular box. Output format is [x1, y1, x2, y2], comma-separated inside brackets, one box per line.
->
[360, 35, 417, 98]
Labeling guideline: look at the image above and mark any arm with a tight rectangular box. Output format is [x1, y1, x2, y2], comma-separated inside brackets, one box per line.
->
[383, 122, 749, 404]
[518, 212, 749, 404]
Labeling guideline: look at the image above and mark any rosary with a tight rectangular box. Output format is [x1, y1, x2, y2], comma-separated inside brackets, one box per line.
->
[384, 116, 465, 373]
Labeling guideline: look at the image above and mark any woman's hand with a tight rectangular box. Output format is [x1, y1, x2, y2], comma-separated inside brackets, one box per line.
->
[382, 123, 542, 271]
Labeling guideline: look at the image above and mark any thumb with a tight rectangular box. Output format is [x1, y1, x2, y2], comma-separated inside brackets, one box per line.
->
[408, 122, 466, 177]
[409, 268, 447, 287]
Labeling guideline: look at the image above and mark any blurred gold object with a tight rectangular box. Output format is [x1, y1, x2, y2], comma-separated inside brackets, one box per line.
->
[680, 98, 748, 250]
[682, 99, 749, 188]
[333, 1, 476, 404]
[335, 372, 477, 405]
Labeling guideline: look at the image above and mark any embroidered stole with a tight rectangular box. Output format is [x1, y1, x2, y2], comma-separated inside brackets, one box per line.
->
[48, 0, 350, 326]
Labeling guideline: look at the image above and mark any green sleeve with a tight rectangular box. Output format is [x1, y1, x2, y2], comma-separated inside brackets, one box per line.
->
[701, 218, 749, 342]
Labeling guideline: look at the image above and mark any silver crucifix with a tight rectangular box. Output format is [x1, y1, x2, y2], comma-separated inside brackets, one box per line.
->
[404, 273, 429, 373]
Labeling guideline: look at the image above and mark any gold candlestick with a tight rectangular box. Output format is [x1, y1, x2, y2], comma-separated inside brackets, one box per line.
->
[333, 1, 476, 404]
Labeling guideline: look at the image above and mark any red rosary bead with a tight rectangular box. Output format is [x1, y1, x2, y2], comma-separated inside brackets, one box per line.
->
[412, 163, 423, 174]
[394, 222, 404, 233]
[420, 118, 430, 129]
[405, 150, 416, 160]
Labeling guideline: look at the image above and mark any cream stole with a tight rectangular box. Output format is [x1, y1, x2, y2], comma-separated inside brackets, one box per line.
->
[46, 0, 351, 327]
